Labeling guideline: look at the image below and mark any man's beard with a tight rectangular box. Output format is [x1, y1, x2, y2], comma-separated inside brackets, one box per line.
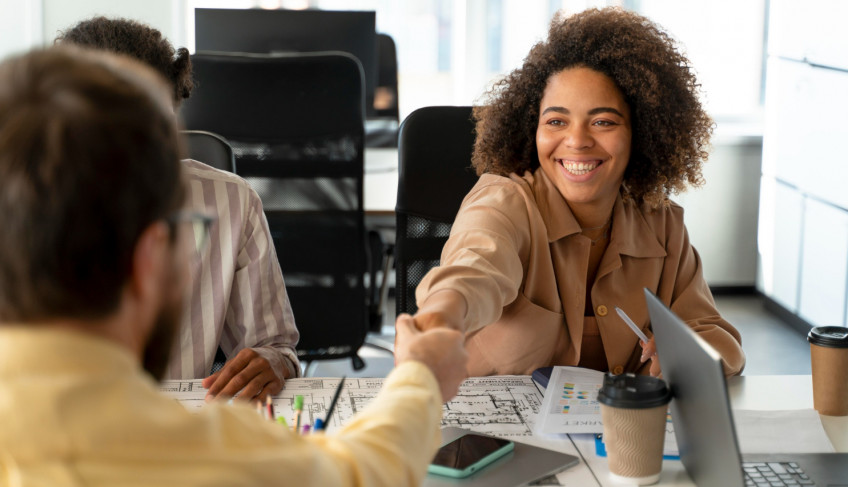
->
[141, 293, 182, 381]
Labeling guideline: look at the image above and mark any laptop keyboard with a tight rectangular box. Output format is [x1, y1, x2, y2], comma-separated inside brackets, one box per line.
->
[743, 462, 816, 486]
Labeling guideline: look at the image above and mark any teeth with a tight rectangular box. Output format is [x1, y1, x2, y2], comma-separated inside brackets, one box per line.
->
[559, 160, 599, 176]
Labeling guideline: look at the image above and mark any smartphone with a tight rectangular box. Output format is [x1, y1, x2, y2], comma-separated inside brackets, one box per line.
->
[427, 433, 514, 478]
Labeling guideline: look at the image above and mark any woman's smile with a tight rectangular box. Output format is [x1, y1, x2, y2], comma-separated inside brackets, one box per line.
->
[558, 158, 605, 177]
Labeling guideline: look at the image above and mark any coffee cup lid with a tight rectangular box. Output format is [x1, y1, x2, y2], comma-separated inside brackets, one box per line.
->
[596, 373, 671, 409]
[808, 326, 848, 348]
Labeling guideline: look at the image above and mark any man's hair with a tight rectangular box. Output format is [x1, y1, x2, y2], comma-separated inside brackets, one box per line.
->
[0, 47, 185, 321]
[56, 16, 194, 105]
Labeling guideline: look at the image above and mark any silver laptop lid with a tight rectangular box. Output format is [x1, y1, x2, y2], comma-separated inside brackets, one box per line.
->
[644, 289, 745, 487]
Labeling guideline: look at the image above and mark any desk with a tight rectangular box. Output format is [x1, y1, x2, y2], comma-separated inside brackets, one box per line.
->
[728, 375, 848, 451]
[162, 374, 846, 487]
[570, 375, 848, 486]
[364, 147, 399, 215]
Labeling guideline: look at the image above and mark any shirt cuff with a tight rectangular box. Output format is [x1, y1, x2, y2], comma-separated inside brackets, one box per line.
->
[251, 346, 301, 380]
[385, 360, 441, 397]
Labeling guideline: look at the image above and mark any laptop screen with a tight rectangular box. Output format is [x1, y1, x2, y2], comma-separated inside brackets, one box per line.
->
[644, 289, 745, 487]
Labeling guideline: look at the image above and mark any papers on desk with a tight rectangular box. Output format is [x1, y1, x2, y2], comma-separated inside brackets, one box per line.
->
[536, 367, 679, 457]
[732, 409, 835, 453]
[536, 366, 605, 435]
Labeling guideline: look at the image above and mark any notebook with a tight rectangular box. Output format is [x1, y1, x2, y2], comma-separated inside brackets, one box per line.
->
[645, 289, 848, 487]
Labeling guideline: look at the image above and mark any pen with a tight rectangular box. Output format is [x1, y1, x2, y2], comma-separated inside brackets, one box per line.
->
[614, 306, 650, 344]
[266, 395, 274, 421]
[317, 376, 346, 431]
[293, 395, 304, 433]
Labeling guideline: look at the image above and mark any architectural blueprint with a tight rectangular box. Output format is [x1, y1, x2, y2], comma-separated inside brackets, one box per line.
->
[440, 376, 543, 437]
[160, 375, 542, 435]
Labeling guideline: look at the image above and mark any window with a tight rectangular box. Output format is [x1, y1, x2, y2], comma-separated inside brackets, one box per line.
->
[183, 0, 766, 122]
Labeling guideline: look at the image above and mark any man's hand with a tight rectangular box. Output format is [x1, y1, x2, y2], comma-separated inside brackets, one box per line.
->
[202, 348, 284, 402]
[394, 314, 468, 402]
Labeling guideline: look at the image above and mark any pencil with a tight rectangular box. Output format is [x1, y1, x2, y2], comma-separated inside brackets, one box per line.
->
[266, 395, 274, 421]
[614, 306, 650, 344]
[293, 395, 304, 433]
[318, 376, 346, 431]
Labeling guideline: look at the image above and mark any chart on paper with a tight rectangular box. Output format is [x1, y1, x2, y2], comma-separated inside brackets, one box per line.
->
[537, 366, 605, 435]
[160, 375, 543, 436]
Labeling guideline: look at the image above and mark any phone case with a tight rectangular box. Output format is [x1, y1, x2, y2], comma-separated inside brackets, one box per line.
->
[427, 439, 515, 478]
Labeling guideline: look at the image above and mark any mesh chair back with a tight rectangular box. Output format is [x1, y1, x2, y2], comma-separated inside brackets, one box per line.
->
[395, 106, 479, 315]
[181, 51, 367, 363]
[182, 130, 236, 173]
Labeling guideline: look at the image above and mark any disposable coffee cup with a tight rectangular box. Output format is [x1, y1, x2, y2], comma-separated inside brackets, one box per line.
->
[807, 326, 848, 416]
[597, 373, 671, 485]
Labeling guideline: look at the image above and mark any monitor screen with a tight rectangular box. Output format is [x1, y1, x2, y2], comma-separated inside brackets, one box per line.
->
[195, 8, 377, 117]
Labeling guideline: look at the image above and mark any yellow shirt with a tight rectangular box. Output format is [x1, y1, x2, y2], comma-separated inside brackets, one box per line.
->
[417, 169, 745, 377]
[0, 327, 442, 486]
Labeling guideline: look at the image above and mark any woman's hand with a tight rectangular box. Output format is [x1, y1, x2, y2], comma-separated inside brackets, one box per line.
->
[640, 337, 661, 377]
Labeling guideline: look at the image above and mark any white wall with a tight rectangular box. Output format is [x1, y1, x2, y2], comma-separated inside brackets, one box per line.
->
[1, 0, 187, 59]
[676, 131, 763, 287]
[0, 0, 42, 60]
[41, 0, 185, 47]
[758, 0, 848, 328]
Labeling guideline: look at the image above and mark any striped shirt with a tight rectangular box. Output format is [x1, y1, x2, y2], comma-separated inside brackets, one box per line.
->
[164, 159, 300, 381]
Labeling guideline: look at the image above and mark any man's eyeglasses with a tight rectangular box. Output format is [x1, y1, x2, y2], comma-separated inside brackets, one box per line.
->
[164, 211, 216, 252]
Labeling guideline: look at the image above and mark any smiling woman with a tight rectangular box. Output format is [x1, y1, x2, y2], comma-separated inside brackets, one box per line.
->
[404, 7, 746, 379]
[535, 67, 632, 227]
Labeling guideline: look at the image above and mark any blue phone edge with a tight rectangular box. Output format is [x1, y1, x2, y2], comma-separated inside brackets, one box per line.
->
[427, 436, 515, 478]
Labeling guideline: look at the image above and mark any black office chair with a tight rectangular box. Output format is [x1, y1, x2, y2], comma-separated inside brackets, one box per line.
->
[374, 33, 399, 122]
[181, 51, 370, 371]
[395, 106, 479, 316]
[366, 33, 400, 148]
[182, 130, 236, 173]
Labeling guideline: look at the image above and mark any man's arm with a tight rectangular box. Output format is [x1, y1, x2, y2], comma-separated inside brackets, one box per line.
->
[298, 319, 468, 486]
[204, 187, 301, 401]
[186, 317, 467, 487]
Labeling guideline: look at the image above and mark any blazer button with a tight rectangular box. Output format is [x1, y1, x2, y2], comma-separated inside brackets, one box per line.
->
[612, 365, 624, 375]
[596, 305, 608, 317]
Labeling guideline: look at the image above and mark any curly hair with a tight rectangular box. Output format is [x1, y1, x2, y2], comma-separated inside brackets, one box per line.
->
[56, 16, 193, 106]
[472, 8, 713, 208]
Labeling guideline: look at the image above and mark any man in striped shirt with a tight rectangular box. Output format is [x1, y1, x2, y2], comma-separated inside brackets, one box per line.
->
[57, 17, 301, 401]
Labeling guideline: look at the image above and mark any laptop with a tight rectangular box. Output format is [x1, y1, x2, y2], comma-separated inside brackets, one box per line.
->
[645, 289, 848, 487]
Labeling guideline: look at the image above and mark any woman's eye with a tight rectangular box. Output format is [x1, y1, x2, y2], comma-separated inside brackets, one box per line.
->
[546, 119, 565, 127]
[594, 120, 616, 127]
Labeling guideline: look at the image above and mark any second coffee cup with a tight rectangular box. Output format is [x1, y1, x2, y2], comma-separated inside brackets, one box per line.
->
[597, 373, 671, 485]
[807, 326, 848, 416]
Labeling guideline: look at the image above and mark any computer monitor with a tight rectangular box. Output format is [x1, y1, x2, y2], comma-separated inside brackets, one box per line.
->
[195, 8, 377, 117]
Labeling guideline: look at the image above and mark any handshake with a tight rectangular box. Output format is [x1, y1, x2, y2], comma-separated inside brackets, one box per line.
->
[393, 314, 469, 403]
